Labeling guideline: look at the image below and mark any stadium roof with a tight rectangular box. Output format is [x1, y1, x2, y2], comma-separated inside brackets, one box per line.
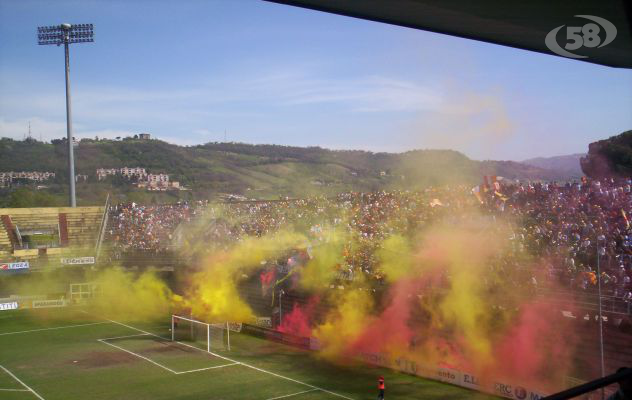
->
[266, 0, 632, 69]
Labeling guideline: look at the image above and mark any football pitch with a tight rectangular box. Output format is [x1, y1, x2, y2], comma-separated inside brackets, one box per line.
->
[0, 308, 493, 400]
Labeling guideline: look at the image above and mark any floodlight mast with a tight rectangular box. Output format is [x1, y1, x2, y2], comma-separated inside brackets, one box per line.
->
[37, 23, 94, 207]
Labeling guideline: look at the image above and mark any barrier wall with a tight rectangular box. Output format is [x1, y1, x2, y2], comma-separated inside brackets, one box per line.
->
[240, 323, 548, 399]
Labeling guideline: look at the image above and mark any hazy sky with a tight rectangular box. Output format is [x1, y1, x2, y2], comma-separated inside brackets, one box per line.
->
[1, 0, 630, 160]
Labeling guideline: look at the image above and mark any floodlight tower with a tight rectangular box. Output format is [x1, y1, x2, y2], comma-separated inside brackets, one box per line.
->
[37, 23, 94, 207]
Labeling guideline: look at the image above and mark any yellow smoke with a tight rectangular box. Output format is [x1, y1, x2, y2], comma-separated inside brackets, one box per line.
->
[183, 230, 307, 323]
[313, 288, 374, 359]
[90, 268, 174, 321]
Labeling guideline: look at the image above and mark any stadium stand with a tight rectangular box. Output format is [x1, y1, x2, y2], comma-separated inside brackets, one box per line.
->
[0, 206, 105, 267]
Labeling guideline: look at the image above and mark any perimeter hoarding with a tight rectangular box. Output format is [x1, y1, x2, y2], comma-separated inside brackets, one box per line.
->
[0, 262, 30, 273]
[60, 257, 95, 265]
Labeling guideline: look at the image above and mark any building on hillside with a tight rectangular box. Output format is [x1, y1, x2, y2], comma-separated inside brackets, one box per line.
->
[0, 171, 56, 186]
[139, 133, 151, 140]
[97, 167, 147, 181]
[137, 173, 180, 190]
[120, 167, 147, 180]
[96, 168, 118, 181]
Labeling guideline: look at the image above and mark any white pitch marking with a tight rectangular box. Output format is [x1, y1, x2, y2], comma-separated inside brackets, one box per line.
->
[98, 339, 179, 374]
[0, 388, 30, 391]
[175, 362, 240, 375]
[0, 321, 110, 336]
[99, 333, 150, 341]
[0, 365, 46, 400]
[265, 389, 318, 400]
[103, 317, 354, 400]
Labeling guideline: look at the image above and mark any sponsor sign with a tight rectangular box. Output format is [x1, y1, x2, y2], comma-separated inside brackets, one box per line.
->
[461, 373, 482, 390]
[0, 262, 30, 271]
[32, 299, 67, 309]
[355, 350, 547, 400]
[254, 316, 272, 328]
[436, 366, 461, 385]
[227, 322, 243, 333]
[60, 257, 95, 265]
[0, 301, 18, 311]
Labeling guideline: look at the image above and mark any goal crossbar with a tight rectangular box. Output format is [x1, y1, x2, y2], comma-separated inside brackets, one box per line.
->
[171, 315, 230, 352]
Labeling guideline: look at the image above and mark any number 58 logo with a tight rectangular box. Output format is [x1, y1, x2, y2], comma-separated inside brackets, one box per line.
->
[545, 15, 617, 59]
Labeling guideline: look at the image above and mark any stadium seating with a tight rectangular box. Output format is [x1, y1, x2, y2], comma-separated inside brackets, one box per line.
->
[0, 206, 105, 265]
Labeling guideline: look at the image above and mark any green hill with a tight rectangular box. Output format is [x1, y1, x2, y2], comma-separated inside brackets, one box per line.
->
[581, 130, 632, 178]
[0, 136, 570, 206]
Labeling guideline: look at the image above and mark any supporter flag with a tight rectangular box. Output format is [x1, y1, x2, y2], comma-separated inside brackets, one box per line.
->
[471, 186, 484, 204]
[429, 198, 443, 207]
[494, 191, 509, 202]
[622, 209, 630, 230]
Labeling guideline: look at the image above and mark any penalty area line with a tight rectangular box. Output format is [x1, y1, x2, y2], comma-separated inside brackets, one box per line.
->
[175, 362, 240, 375]
[265, 388, 319, 400]
[0, 365, 45, 400]
[102, 317, 354, 400]
[97, 338, 179, 374]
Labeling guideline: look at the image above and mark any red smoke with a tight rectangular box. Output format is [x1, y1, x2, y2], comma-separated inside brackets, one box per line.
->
[492, 300, 577, 389]
[349, 279, 422, 356]
[277, 297, 319, 337]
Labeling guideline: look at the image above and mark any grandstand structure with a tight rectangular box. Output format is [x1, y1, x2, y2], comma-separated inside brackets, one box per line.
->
[0, 206, 106, 269]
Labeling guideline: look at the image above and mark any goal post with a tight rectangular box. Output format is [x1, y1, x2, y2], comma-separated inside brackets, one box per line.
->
[171, 315, 230, 352]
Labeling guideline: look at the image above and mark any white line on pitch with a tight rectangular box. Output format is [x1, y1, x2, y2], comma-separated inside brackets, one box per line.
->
[175, 362, 240, 375]
[102, 317, 354, 400]
[0, 365, 45, 400]
[97, 339, 179, 374]
[0, 322, 110, 337]
[0, 388, 30, 391]
[265, 389, 318, 400]
[99, 333, 150, 341]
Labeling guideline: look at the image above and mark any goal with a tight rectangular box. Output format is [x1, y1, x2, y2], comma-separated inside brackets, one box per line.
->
[171, 315, 230, 352]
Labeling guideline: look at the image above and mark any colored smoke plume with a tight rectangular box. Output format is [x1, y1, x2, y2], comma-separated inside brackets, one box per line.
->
[276, 217, 578, 392]
[181, 230, 307, 323]
[90, 268, 175, 321]
[277, 297, 319, 338]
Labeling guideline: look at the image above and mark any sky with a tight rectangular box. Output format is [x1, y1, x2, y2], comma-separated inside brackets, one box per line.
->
[0, 0, 630, 161]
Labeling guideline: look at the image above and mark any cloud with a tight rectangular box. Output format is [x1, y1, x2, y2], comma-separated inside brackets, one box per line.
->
[243, 73, 442, 112]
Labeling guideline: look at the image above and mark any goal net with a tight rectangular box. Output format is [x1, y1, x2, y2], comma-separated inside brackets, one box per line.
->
[171, 315, 230, 352]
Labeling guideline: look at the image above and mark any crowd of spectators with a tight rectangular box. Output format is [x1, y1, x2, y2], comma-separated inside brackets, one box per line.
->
[106, 201, 208, 254]
[105, 179, 632, 311]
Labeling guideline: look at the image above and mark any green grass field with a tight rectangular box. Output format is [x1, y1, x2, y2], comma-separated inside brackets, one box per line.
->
[0, 308, 494, 400]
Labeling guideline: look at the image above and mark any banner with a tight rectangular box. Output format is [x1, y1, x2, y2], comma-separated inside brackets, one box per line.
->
[356, 350, 546, 400]
[254, 316, 272, 328]
[0, 262, 30, 271]
[60, 257, 95, 265]
[0, 301, 18, 311]
[32, 299, 67, 309]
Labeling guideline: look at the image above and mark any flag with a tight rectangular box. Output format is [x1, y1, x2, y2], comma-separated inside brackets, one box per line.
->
[430, 198, 443, 207]
[494, 191, 509, 201]
[471, 186, 483, 204]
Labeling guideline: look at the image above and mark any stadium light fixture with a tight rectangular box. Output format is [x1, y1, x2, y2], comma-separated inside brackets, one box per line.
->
[37, 23, 94, 207]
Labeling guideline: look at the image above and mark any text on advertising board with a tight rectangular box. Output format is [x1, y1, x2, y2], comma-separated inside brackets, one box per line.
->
[0, 262, 30, 271]
[61, 257, 95, 265]
[0, 302, 18, 311]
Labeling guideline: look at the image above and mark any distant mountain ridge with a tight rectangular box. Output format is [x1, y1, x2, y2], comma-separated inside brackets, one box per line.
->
[0, 137, 582, 203]
[521, 153, 584, 179]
